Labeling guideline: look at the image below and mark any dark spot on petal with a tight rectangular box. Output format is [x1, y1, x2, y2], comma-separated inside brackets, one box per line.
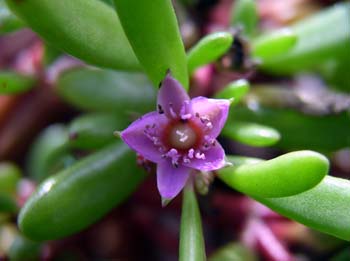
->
[158, 104, 164, 114]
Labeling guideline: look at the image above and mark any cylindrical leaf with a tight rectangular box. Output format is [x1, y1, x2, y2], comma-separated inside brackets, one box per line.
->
[230, 106, 350, 151]
[255, 176, 350, 241]
[19, 142, 145, 241]
[114, 0, 188, 88]
[68, 113, 128, 150]
[214, 79, 250, 105]
[179, 185, 206, 261]
[230, 0, 258, 37]
[0, 71, 34, 94]
[57, 68, 156, 113]
[209, 243, 257, 261]
[5, 0, 140, 70]
[222, 121, 281, 147]
[0, 162, 21, 193]
[27, 124, 69, 182]
[8, 235, 41, 261]
[259, 3, 350, 74]
[0, 0, 25, 34]
[187, 32, 233, 74]
[252, 29, 297, 61]
[218, 151, 329, 198]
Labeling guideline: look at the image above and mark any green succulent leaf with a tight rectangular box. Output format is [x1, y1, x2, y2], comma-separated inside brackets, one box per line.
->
[256, 176, 350, 241]
[222, 121, 281, 147]
[113, 0, 188, 89]
[68, 113, 128, 150]
[209, 243, 257, 261]
[0, 162, 21, 193]
[57, 68, 156, 114]
[27, 124, 69, 182]
[0, 71, 34, 94]
[5, 0, 140, 70]
[230, 0, 258, 37]
[8, 235, 42, 261]
[0, 193, 17, 212]
[259, 3, 350, 74]
[218, 151, 329, 198]
[214, 79, 250, 105]
[230, 106, 350, 151]
[252, 29, 297, 61]
[179, 185, 206, 261]
[19, 142, 146, 241]
[0, 0, 25, 34]
[187, 32, 233, 74]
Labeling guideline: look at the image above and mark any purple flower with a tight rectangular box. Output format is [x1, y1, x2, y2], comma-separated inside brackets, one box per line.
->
[120, 73, 230, 201]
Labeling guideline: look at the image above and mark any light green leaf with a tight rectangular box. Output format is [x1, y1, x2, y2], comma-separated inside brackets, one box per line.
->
[222, 121, 281, 147]
[0, 71, 34, 94]
[256, 176, 350, 241]
[187, 32, 233, 74]
[57, 68, 156, 114]
[19, 142, 146, 241]
[252, 29, 297, 61]
[6, 0, 140, 70]
[214, 79, 250, 105]
[230, 0, 258, 37]
[218, 151, 329, 198]
[114, 0, 188, 89]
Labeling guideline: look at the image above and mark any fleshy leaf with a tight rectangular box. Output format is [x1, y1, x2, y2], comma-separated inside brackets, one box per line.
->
[259, 3, 350, 74]
[114, 0, 188, 89]
[0, 0, 25, 34]
[230, 105, 350, 152]
[230, 0, 258, 37]
[0, 71, 34, 94]
[5, 0, 140, 70]
[19, 142, 146, 241]
[9, 235, 42, 261]
[209, 243, 257, 261]
[214, 79, 250, 105]
[187, 32, 233, 74]
[0, 162, 21, 193]
[27, 124, 69, 182]
[179, 185, 206, 261]
[255, 176, 350, 241]
[218, 151, 329, 198]
[68, 113, 128, 150]
[222, 121, 281, 147]
[57, 68, 156, 114]
[252, 29, 297, 61]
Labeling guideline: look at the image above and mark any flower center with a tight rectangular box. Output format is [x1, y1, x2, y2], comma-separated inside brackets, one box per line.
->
[168, 122, 198, 150]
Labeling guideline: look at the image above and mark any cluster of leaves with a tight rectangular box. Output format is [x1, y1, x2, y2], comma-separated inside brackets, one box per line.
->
[0, 0, 349, 259]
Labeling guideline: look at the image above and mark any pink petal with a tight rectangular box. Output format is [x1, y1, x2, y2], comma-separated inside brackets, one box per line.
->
[158, 73, 190, 118]
[120, 112, 168, 163]
[157, 160, 191, 199]
[191, 97, 230, 138]
[184, 141, 226, 171]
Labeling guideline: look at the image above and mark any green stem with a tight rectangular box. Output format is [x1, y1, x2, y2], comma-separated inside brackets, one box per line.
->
[179, 184, 206, 261]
